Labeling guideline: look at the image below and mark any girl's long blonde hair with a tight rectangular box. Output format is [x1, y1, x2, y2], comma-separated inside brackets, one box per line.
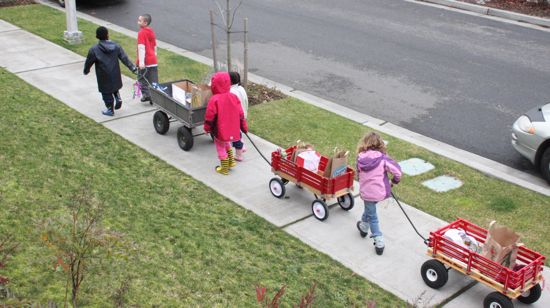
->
[356, 132, 386, 154]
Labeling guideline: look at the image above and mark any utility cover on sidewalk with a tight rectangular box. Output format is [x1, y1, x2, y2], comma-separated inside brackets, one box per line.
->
[422, 175, 463, 193]
[399, 158, 434, 176]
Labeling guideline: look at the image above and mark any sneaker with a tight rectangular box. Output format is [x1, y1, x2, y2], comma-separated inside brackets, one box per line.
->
[373, 236, 385, 255]
[102, 109, 114, 116]
[140, 96, 151, 103]
[114, 100, 122, 110]
[356, 221, 368, 238]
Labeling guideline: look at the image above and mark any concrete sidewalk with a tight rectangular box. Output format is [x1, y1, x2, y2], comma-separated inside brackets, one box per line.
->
[1, 19, 548, 307]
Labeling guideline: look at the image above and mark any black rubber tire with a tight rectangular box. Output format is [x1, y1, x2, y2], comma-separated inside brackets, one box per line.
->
[540, 147, 550, 184]
[337, 193, 355, 211]
[311, 199, 329, 221]
[58, 0, 65, 7]
[517, 283, 542, 304]
[420, 259, 448, 289]
[269, 178, 286, 199]
[177, 126, 194, 151]
[483, 292, 513, 308]
[153, 111, 169, 135]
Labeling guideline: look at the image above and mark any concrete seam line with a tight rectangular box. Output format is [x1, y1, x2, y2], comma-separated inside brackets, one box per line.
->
[98, 109, 156, 124]
[37, 0, 550, 195]
[436, 280, 478, 307]
[14, 60, 85, 74]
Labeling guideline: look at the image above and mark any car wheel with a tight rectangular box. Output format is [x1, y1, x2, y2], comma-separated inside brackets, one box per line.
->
[58, 0, 65, 7]
[540, 147, 550, 184]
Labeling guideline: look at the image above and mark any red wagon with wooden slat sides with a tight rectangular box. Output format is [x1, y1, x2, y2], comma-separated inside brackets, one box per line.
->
[421, 218, 545, 308]
[269, 146, 355, 221]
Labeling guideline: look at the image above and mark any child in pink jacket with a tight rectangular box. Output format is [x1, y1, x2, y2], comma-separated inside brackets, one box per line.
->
[204, 72, 248, 175]
[355, 132, 402, 255]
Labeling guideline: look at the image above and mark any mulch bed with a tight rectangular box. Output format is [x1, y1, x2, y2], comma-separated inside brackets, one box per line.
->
[246, 82, 286, 106]
[460, 0, 550, 18]
[0, 0, 35, 7]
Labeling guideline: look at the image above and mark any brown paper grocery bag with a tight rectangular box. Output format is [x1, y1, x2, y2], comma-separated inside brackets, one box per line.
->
[481, 221, 522, 269]
[324, 149, 349, 178]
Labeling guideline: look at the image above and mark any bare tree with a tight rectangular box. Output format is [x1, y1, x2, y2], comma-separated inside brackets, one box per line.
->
[211, 0, 245, 73]
[41, 188, 126, 308]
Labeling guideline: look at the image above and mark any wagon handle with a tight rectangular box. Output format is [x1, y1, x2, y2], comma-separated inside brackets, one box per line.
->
[391, 191, 429, 246]
[244, 132, 272, 166]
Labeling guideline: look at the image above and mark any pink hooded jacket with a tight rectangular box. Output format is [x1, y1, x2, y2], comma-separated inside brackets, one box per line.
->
[204, 72, 248, 142]
[357, 150, 402, 202]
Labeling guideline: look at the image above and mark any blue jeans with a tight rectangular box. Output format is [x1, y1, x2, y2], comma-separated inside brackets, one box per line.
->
[362, 201, 382, 237]
[232, 133, 243, 150]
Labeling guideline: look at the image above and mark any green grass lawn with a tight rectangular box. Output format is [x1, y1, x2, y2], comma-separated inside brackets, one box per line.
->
[0, 67, 403, 305]
[0, 3, 549, 304]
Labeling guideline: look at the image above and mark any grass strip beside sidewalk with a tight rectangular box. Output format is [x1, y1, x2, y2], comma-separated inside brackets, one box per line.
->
[0, 67, 403, 305]
[1, 3, 549, 265]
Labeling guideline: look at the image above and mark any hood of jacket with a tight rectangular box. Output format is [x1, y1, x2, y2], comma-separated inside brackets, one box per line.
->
[98, 40, 117, 53]
[210, 72, 231, 95]
[357, 150, 385, 172]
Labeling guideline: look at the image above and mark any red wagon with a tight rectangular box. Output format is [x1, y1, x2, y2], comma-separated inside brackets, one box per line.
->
[269, 145, 355, 221]
[421, 218, 545, 308]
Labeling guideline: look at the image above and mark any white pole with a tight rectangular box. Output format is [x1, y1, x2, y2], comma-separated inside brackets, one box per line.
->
[64, 0, 82, 45]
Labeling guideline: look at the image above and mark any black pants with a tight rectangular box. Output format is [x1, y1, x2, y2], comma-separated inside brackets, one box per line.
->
[101, 91, 121, 111]
[138, 66, 158, 98]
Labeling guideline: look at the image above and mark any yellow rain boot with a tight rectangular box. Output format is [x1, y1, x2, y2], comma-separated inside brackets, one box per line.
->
[215, 158, 230, 175]
[227, 148, 237, 168]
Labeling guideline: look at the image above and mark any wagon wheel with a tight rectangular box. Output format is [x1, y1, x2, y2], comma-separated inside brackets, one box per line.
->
[153, 111, 170, 135]
[269, 178, 286, 199]
[420, 259, 448, 289]
[311, 199, 328, 221]
[177, 126, 194, 151]
[517, 283, 542, 304]
[483, 292, 513, 308]
[337, 193, 354, 211]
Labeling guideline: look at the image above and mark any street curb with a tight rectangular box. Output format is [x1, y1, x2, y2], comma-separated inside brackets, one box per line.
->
[420, 0, 550, 28]
[38, 0, 550, 196]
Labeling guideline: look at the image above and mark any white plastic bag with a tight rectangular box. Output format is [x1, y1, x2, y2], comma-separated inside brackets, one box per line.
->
[296, 150, 321, 172]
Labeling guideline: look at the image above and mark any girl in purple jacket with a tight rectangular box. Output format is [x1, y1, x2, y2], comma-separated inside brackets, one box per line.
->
[355, 132, 402, 255]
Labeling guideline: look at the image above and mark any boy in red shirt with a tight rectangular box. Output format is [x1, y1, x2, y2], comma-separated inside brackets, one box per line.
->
[136, 14, 158, 103]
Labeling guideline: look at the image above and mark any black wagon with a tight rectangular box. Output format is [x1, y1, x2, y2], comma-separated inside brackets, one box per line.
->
[149, 80, 208, 151]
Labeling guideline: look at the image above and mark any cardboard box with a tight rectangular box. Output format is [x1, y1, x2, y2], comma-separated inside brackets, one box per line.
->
[172, 81, 212, 109]
[171, 81, 191, 108]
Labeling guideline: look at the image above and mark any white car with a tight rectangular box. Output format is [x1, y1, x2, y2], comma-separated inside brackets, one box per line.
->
[511, 103, 550, 183]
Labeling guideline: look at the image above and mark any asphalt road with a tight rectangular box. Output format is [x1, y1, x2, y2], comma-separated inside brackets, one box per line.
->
[74, 0, 550, 174]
